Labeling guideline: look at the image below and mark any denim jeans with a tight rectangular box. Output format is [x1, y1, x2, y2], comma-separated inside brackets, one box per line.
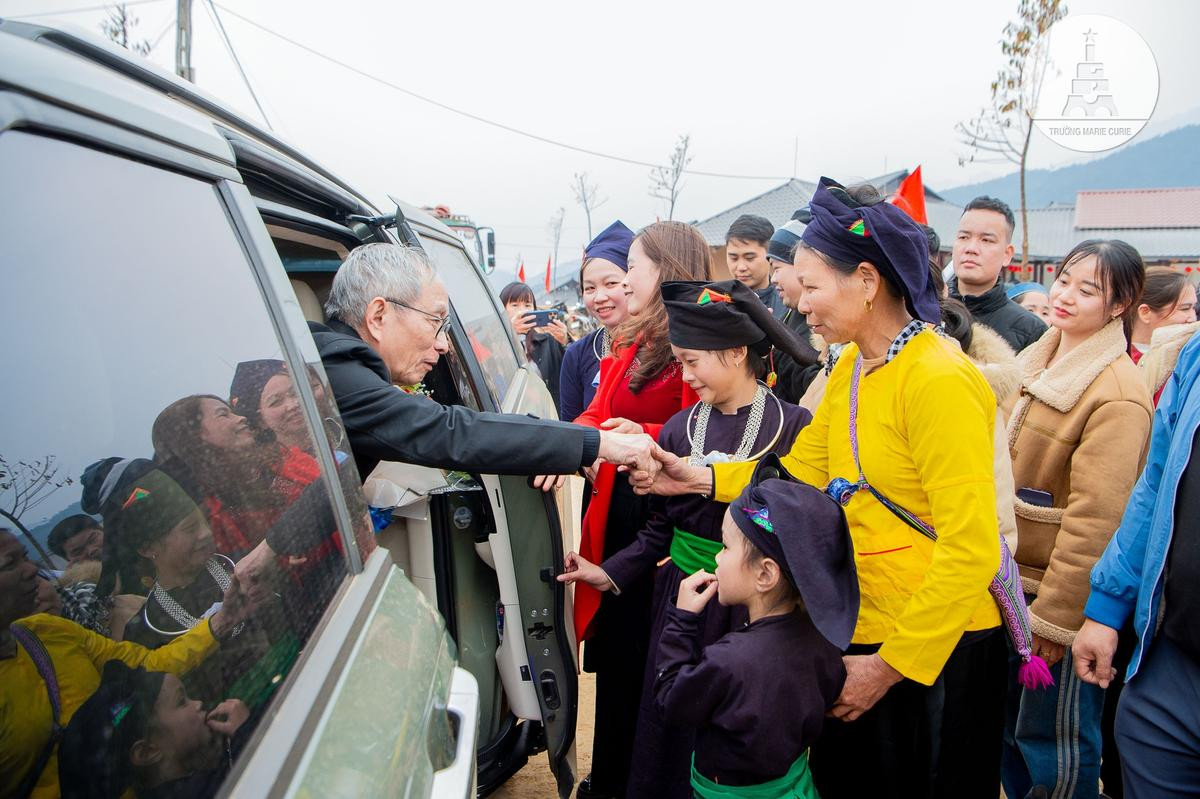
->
[1002, 644, 1106, 799]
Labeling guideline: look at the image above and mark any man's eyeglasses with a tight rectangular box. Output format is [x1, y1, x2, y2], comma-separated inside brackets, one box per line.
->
[386, 298, 452, 337]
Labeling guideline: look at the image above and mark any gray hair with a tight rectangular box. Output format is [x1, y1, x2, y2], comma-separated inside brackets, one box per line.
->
[325, 243, 439, 326]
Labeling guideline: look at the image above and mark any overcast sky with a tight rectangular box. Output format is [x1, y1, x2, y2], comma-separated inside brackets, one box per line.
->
[5, 0, 1197, 284]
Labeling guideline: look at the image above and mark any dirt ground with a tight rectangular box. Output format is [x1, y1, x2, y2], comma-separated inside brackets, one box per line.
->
[490, 669, 596, 798]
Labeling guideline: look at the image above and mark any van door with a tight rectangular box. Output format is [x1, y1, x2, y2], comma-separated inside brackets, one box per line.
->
[420, 234, 579, 797]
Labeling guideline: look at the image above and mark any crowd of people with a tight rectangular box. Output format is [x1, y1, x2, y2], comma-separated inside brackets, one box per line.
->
[2, 357, 364, 798]
[537, 181, 1196, 799]
[6, 174, 1200, 799]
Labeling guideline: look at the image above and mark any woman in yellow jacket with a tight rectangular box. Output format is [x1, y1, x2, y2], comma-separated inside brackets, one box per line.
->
[636, 178, 1006, 798]
[0, 526, 251, 799]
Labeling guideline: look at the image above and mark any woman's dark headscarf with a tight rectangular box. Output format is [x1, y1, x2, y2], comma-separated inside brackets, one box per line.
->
[801, 177, 940, 324]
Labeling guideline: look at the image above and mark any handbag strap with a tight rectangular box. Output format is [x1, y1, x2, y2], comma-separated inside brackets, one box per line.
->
[10, 623, 63, 799]
[845, 355, 938, 543]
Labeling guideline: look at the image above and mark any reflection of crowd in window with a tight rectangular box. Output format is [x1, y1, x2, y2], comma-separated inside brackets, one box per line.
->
[0, 359, 361, 799]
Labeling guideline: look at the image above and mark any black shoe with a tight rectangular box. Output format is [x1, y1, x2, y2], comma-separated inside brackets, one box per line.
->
[576, 774, 619, 799]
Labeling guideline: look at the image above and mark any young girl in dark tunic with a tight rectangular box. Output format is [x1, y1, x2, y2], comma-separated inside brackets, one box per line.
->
[655, 461, 859, 798]
[105, 468, 297, 713]
[561, 280, 815, 798]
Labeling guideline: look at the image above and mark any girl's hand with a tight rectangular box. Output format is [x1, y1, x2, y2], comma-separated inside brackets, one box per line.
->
[206, 699, 250, 736]
[1032, 633, 1066, 668]
[210, 574, 253, 640]
[600, 417, 643, 436]
[676, 570, 718, 614]
[556, 551, 615, 591]
[544, 319, 570, 346]
[531, 474, 568, 492]
[510, 311, 537, 335]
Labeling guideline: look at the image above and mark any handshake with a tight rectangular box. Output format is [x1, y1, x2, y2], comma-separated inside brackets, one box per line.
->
[533, 417, 715, 497]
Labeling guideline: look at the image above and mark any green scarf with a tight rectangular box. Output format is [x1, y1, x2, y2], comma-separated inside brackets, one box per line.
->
[690, 751, 818, 799]
[669, 527, 723, 576]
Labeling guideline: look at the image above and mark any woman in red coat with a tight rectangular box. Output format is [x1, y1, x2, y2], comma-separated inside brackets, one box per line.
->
[571, 221, 709, 798]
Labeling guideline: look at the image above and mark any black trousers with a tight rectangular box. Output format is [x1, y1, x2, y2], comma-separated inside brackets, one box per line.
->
[811, 627, 1008, 799]
[1100, 622, 1138, 798]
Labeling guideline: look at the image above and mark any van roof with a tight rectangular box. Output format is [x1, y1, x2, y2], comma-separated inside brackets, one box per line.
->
[0, 20, 374, 210]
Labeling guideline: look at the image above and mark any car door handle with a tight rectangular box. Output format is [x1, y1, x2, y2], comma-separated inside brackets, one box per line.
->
[430, 667, 480, 799]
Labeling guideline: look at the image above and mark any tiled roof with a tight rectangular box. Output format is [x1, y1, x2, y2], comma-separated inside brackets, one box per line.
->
[1075, 188, 1200, 229]
[692, 179, 818, 245]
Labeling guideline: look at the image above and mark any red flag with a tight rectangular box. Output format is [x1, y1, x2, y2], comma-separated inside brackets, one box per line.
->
[890, 165, 928, 225]
[517, 259, 525, 283]
[544, 254, 553, 294]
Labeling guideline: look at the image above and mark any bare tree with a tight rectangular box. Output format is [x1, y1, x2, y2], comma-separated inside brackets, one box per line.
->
[570, 173, 607, 241]
[0, 454, 73, 564]
[547, 207, 566, 271]
[649, 134, 693, 221]
[957, 0, 1066, 265]
[101, 4, 152, 55]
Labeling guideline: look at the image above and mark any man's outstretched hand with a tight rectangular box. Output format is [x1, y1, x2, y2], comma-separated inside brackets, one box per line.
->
[597, 430, 660, 480]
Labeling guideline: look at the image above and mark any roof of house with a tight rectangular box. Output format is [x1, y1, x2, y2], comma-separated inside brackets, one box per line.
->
[1075, 187, 1200, 229]
[692, 174, 1200, 262]
[693, 170, 947, 247]
[692, 178, 818, 245]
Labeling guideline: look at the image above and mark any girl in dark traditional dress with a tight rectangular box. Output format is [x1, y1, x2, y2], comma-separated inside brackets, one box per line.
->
[655, 464, 857, 798]
[561, 279, 814, 798]
[107, 468, 298, 713]
[564, 221, 710, 798]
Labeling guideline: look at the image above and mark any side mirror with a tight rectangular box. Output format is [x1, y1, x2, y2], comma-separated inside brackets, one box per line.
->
[480, 227, 497, 274]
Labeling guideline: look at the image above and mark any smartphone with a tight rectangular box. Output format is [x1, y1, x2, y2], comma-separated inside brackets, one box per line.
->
[1017, 487, 1054, 507]
[523, 309, 559, 327]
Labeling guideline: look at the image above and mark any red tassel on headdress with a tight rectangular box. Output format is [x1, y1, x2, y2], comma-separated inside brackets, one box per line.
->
[766, 347, 778, 388]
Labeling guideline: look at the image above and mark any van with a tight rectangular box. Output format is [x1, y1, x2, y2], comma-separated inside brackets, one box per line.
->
[0, 19, 577, 798]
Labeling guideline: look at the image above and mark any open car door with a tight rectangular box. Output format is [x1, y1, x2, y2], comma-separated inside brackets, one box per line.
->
[369, 229, 578, 797]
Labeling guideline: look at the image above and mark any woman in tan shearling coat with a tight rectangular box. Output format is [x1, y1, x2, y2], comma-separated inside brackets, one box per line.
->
[1002, 240, 1153, 799]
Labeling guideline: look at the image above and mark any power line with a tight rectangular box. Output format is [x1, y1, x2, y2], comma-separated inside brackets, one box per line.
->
[202, 0, 272, 130]
[148, 13, 173, 52]
[5, 0, 165, 20]
[210, 3, 790, 182]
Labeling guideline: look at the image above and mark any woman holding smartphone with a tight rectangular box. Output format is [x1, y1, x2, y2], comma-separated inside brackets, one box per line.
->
[1002, 239, 1152, 799]
[500, 281, 569, 410]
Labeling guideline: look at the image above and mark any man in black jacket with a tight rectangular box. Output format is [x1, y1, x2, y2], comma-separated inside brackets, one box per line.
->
[949, 196, 1047, 352]
[309, 243, 657, 483]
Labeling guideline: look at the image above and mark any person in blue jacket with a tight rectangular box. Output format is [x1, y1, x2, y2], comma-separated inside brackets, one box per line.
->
[559, 221, 634, 422]
[1074, 326, 1200, 798]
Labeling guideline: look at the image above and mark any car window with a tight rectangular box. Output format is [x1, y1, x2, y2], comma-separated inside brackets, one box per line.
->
[0, 130, 360, 798]
[421, 236, 520, 405]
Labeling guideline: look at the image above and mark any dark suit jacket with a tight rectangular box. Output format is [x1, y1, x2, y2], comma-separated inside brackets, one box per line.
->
[309, 319, 598, 479]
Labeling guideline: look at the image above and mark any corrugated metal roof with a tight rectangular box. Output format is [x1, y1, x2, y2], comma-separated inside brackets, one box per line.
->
[1075, 187, 1200, 229]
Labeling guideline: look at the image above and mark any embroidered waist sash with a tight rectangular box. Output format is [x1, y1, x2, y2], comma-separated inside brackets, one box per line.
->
[689, 751, 818, 799]
[669, 527, 723, 576]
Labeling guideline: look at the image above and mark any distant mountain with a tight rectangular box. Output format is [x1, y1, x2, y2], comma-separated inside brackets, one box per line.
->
[941, 125, 1200, 208]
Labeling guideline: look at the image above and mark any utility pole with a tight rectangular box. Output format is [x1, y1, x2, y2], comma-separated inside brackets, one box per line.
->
[175, 0, 194, 81]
